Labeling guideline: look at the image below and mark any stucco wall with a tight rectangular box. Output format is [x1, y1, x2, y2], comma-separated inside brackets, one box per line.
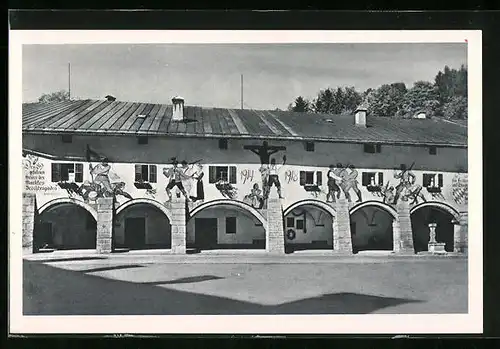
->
[114, 204, 171, 247]
[38, 204, 96, 249]
[284, 206, 333, 245]
[186, 207, 265, 245]
[350, 206, 394, 251]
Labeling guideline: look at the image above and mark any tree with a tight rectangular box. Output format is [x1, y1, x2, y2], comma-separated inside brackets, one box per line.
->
[312, 87, 362, 115]
[434, 64, 467, 119]
[443, 96, 468, 120]
[288, 96, 312, 112]
[365, 82, 407, 117]
[38, 90, 70, 103]
[399, 81, 440, 118]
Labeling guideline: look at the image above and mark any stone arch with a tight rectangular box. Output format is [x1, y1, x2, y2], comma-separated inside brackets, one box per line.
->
[38, 198, 98, 221]
[410, 201, 461, 222]
[283, 200, 337, 218]
[116, 198, 173, 222]
[349, 200, 398, 221]
[189, 199, 267, 226]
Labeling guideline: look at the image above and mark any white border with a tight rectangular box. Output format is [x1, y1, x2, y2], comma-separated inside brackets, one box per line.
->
[9, 30, 483, 334]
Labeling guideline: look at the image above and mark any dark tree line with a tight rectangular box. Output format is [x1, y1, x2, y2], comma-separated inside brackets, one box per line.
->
[288, 64, 467, 119]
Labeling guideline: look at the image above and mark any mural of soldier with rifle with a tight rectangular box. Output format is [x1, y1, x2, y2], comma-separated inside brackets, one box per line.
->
[393, 162, 426, 205]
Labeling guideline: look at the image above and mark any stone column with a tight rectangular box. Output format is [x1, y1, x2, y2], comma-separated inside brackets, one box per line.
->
[170, 194, 187, 254]
[333, 198, 352, 253]
[22, 193, 36, 255]
[454, 211, 468, 254]
[393, 200, 414, 253]
[96, 197, 113, 254]
[266, 186, 285, 254]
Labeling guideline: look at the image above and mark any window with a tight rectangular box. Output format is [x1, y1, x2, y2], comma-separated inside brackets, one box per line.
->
[305, 141, 315, 152]
[296, 219, 305, 230]
[299, 171, 322, 186]
[51, 163, 83, 182]
[61, 134, 73, 143]
[137, 136, 148, 145]
[364, 143, 381, 153]
[423, 173, 443, 188]
[209, 166, 237, 184]
[429, 146, 437, 155]
[134, 165, 157, 183]
[226, 217, 237, 234]
[361, 172, 384, 187]
[219, 138, 228, 150]
[286, 217, 295, 228]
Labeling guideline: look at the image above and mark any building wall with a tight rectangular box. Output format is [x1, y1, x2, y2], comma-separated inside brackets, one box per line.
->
[350, 206, 394, 251]
[186, 207, 265, 246]
[38, 204, 96, 249]
[23, 133, 468, 218]
[284, 206, 333, 245]
[114, 204, 171, 247]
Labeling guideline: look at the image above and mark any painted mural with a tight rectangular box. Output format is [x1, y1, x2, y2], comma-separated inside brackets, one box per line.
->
[451, 173, 468, 205]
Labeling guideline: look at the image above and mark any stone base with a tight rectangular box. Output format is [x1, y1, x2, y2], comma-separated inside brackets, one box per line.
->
[428, 242, 446, 254]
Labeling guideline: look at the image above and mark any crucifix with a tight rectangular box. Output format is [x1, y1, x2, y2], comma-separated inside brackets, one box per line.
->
[243, 141, 286, 165]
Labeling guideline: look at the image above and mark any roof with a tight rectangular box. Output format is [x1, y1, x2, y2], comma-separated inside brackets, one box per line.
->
[22, 99, 468, 147]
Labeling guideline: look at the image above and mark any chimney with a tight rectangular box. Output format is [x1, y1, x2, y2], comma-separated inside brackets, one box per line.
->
[172, 96, 185, 122]
[354, 105, 367, 127]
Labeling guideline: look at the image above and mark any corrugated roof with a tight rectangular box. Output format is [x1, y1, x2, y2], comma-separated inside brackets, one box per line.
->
[22, 99, 468, 147]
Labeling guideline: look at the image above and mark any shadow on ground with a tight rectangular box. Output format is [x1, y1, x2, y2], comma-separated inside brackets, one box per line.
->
[142, 275, 225, 285]
[23, 261, 422, 315]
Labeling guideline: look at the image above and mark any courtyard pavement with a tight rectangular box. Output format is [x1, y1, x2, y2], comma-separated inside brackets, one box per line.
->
[22, 251, 468, 315]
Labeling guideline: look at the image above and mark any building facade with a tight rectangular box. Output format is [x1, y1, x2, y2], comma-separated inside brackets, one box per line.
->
[21, 97, 469, 255]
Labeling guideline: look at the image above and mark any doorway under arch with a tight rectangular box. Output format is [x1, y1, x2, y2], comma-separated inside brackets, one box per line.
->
[411, 205, 455, 253]
[187, 202, 266, 251]
[283, 203, 335, 253]
[35, 202, 97, 252]
[114, 202, 172, 250]
[349, 204, 396, 253]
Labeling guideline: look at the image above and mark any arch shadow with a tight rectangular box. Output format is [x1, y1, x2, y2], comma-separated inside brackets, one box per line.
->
[410, 201, 461, 222]
[116, 198, 173, 221]
[188, 199, 267, 226]
[349, 201, 398, 221]
[38, 198, 98, 221]
[283, 199, 336, 218]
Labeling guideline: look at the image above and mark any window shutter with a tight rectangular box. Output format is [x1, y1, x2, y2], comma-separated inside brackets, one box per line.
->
[149, 165, 157, 183]
[438, 173, 443, 187]
[376, 144, 382, 153]
[299, 171, 306, 186]
[135, 165, 142, 182]
[316, 171, 322, 186]
[75, 163, 84, 182]
[229, 166, 237, 184]
[422, 174, 431, 187]
[51, 163, 60, 182]
[361, 172, 369, 186]
[378, 172, 384, 186]
[209, 166, 217, 183]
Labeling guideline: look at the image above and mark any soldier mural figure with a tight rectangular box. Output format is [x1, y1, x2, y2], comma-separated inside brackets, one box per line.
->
[393, 163, 426, 204]
[89, 157, 113, 196]
[244, 141, 286, 165]
[244, 183, 264, 209]
[266, 156, 286, 199]
[163, 158, 191, 202]
[334, 163, 362, 203]
[326, 164, 342, 203]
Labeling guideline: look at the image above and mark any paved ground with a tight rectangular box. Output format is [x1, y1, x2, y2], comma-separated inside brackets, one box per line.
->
[23, 253, 468, 315]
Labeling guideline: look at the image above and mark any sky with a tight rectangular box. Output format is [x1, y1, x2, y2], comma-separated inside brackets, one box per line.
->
[22, 43, 467, 110]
